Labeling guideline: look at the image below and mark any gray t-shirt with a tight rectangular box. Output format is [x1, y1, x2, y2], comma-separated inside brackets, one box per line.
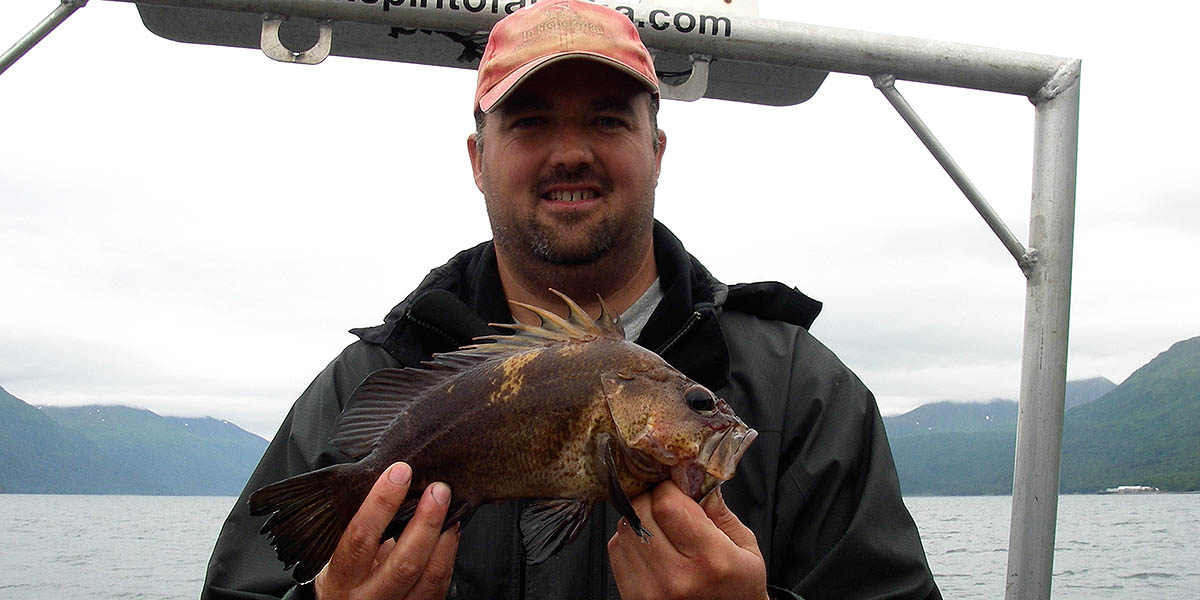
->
[617, 277, 663, 343]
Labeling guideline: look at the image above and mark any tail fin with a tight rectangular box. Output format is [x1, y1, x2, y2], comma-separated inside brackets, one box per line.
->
[248, 463, 375, 583]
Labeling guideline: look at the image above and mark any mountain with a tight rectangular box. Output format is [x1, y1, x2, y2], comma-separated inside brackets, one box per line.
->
[883, 399, 1017, 439]
[0, 386, 166, 494]
[883, 399, 1017, 495]
[0, 386, 268, 495]
[885, 340, 1199, 494]
[1064, 376, 1116, 410]
[1060, 337, 1200, 492]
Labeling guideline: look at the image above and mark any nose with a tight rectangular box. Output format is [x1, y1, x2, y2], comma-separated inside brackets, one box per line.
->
[546, 125, 594, 171]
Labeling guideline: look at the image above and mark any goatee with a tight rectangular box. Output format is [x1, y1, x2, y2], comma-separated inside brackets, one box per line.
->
[526, 217, 618, 266]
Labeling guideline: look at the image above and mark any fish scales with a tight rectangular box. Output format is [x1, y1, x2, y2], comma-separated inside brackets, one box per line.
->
[248, 290, 758, 583]
[407, 338, 661, 500]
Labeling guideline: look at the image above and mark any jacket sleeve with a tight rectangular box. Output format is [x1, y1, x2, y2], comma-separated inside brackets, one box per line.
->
[201, 342, 398, 600]
[776, 329, 941, 600]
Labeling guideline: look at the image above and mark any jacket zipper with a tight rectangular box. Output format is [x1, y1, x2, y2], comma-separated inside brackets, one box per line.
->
[404, 309, 465, 348]
[656, 310, 704, 356]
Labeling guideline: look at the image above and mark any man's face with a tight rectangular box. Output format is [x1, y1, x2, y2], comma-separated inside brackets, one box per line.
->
[469, 60, 666, 266]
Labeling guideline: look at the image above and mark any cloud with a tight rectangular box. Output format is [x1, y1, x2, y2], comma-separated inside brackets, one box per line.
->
[2, 0, 1197, 438]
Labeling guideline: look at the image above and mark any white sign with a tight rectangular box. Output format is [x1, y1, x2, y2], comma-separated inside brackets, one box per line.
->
[600, 0, 758, 18]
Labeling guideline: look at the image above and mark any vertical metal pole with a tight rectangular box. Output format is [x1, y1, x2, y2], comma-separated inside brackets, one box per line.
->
[0, 0, 88, 76]
[1005, 62, 1080, 600]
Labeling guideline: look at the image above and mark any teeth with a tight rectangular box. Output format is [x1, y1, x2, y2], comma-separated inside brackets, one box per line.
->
[548, 189, 597, 203]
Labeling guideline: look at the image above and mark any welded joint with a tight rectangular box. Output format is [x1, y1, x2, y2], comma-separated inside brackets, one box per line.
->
[658, 54, 712, 102]
[1018, 247, 1040, 279]
[871, 73, 896, 90]
[60, 0, 88, 7]
[260, 14, 334, 65]
[1031, 59, 1081, 105]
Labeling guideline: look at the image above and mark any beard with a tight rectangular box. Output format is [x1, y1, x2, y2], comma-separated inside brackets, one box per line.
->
[485, 166, 655, 269]
[525, 215, 619, 266]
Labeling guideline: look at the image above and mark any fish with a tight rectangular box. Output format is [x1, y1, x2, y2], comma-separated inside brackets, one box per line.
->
[248, 290, 758, 583]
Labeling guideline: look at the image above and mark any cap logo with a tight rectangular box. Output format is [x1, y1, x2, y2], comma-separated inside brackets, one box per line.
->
[518, 6, 608, 51]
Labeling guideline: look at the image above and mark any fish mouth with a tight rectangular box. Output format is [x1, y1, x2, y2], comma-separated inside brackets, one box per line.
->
[671, 421, 758, 500]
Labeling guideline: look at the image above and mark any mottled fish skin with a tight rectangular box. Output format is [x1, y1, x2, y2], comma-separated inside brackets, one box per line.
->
[367, 336, 680, 502]
[248, 290, 757, 583]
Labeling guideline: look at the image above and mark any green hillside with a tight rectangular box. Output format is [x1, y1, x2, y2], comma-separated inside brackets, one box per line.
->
[886, 339, 1200, 494]
[0, 386, 166, 494]
[888, 431, 1015, 495]
[1060, 336, 1200, 492]
[884, 399, 1017, 439]
[0, 385, 268, 495]
[42, 405, 269, 495]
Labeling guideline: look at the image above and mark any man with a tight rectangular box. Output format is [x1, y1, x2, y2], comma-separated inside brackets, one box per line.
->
[202, 1, 942, 599]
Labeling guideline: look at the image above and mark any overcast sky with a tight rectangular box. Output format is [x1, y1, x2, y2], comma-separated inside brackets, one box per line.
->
[2, 0, 1197, 439]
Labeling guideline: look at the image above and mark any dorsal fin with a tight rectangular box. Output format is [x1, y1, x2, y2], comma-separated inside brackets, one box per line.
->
[593, 293, 626, 338]
[330, 350, 495, 458]
[463, 289, 626, 354]
[331, 290, 624, 458]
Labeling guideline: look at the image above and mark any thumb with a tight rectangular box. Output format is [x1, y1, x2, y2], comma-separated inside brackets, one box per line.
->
[701, 487, 761, 555]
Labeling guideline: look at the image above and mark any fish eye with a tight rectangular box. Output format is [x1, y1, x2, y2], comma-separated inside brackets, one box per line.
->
[684, 385, 716, 413]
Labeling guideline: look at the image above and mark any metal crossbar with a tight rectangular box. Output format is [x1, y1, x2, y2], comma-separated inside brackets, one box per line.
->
[0, 0, 88, 75]
[871, 73, 1037, 277]
[1, 3, 1080, 598]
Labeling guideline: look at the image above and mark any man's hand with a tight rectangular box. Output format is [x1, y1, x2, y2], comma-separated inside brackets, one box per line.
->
[608, 481, 769, 600]
[313, 462, 460, 599]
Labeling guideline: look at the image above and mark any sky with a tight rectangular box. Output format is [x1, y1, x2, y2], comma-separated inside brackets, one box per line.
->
[2, 0, 1197, 439]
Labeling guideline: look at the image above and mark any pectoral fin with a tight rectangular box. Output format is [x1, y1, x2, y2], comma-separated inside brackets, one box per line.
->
[519, 499, 594, 565]
[596, 433, 651, 542]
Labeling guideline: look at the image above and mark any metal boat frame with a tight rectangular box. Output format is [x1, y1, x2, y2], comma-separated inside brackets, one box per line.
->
[3, 2, 1080, 598]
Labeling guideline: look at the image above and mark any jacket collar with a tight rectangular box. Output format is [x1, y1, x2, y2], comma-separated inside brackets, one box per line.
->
[637, 221, 731, 390]
[351, 221, 733, 389]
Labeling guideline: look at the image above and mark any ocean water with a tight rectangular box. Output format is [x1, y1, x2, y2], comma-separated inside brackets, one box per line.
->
[1, 495, 233, 599]
[1, 494, 1197, 598]
[906, 494, 1200, 599]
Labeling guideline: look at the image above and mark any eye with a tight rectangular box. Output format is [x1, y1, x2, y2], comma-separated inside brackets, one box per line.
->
[684, 385, 716, 413]
[595, 115, 627, 129]
[511, 116, 545, 129]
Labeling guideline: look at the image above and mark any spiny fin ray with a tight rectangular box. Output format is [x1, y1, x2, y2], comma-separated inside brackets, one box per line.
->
[460, 289, 625, 355]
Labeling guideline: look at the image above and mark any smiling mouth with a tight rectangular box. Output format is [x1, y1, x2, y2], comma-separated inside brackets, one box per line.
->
[543, 189, 600, 203]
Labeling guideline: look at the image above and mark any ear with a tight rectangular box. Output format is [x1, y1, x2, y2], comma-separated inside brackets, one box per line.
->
[653, 129, 667, 181]
[467, 133, 485, 193]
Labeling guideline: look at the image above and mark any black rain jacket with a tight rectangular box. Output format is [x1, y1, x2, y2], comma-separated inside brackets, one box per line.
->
[201, 222, 941, 600]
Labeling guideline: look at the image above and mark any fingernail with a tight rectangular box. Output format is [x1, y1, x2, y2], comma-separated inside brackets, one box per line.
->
[431, 482, 451, 505]
[388, 463, 412, 486]
[701, 486, 723, 509]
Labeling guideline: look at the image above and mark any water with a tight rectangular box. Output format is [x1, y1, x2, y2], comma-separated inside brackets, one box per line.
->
[1, 495, 233, 599]
[907, 494, 1200, 599]
[1, 494, 1197, 598]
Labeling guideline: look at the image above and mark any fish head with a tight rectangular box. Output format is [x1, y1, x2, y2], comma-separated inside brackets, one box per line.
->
[602, 363, 757, 500]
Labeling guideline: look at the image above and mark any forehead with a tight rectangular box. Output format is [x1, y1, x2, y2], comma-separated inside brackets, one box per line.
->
[494, 59, 652, 115]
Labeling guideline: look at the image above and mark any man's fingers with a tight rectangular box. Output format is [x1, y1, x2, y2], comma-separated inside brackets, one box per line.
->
[400, 523, 462, 599]
[609, 483, 769, 600]
[372, 481, 453, 597]
[324, 462, 414, 586]
[609, 526, 655, 597]
[647, 481, 717, 557]
[374, 538, 397, 568]
[701, 487, 761, 556]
